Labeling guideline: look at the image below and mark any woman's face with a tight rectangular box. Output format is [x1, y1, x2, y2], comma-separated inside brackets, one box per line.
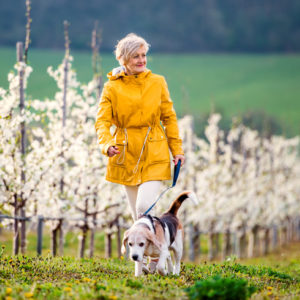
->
[125, 45, 147, 75]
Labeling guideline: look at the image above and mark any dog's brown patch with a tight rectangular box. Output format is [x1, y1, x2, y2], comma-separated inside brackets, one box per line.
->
[166, 191, 190, 215]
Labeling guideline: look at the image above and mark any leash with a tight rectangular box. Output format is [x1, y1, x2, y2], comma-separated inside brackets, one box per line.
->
[142, 159, 181, 216]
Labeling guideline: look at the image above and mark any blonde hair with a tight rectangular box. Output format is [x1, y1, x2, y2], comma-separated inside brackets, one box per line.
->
[114, 33, 150, 65]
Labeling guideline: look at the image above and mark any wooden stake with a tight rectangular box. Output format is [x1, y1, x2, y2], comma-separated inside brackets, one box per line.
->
[37, 216, 44, 255]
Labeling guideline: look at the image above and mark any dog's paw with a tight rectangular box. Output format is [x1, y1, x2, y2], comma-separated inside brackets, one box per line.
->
[148, 261, 157, 274]
[157, 266, 167, 276]
[142, 265, 150, 275]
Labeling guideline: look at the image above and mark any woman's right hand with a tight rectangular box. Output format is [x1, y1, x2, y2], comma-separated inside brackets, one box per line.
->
[107, 146, 120, 157]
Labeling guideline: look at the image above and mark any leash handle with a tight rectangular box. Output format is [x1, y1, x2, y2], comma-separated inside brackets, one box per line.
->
[172, 159, 181, 187]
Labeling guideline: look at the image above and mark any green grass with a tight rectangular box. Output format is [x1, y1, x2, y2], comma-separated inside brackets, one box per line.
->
[0, 47, 300, 136]
[0, 243, 300, 299]
[1, 228, 300, 299]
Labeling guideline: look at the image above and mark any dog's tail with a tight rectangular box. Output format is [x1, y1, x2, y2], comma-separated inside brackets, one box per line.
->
[166, 191, 199, 216]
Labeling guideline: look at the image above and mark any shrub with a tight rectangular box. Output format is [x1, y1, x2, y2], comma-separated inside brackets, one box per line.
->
[185, 275, 256, 300]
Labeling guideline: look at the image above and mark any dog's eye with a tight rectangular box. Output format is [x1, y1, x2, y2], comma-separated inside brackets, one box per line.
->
[128, 242, 132, 247]
[139, 242, 144, 247]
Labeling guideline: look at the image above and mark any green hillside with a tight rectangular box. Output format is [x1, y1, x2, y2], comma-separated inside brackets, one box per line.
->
[1, 47, 299, 136]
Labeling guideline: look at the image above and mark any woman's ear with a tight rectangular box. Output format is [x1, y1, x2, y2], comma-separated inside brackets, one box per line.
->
[145, 230, 162, 250]
[121, 229, 130, 254]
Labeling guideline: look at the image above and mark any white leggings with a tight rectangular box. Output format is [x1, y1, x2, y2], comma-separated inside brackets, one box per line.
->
[124, 181, 161, 221]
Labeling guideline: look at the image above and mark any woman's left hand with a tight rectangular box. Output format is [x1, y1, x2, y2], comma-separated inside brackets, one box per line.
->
[173, 154, 185, 166]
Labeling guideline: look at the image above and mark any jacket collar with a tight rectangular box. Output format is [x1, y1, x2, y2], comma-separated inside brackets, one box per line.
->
[107, 67, 152, 81]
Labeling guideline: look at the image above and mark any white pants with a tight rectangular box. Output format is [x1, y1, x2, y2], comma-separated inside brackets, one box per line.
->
[124, 181, 161, 221]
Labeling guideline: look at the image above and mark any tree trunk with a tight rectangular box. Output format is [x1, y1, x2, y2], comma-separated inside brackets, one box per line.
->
[20, 207, 26, 254]
[287, 218, 293, 243]
[260, 228, 270, 256]
[215, 233, 220, 258]
[15, 42, 26, 256]
[280, 226, 287, 247]
[193, 225, 200, 261]
[181, 213, 188, 260]
[248, 226, 259, 258]
[51, 220, 63, 256]
[222, 229, 231, 260]
[232, 232, 237, 256]
[208, 232, 218, 260]
[116, 217, 122, 258]
[188, 224, 201, 262]
[236, 230, 247, 259]
[188, 224, 195, 261]
[291, 218, 297, 242]
[271, 225, 278, 250]
[37, 216, 44, 256]
[89, 227, 95, 258]
[59, 46, 69, 250]
[58, 219, 64, 256]
[13, 205, 19, 255]
[79, 227, 88, 258]
[297, 218, 300, 241]
[239, 236, 247, 258]
[51, 227, 58, 256]
[105, 232, 112, 258]
[89, 215, 97, 258]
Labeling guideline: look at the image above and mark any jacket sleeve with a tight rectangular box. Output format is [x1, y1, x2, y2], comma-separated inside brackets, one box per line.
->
[160, 76, 184, 157]
[95, 82, 116, 156]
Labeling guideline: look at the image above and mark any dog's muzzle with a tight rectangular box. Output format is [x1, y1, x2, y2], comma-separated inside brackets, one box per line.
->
[132, 254, 139, 261]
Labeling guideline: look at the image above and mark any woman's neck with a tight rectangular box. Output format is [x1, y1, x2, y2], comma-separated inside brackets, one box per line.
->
[125, 68, 135, 76]
[125, 67, 144, 76]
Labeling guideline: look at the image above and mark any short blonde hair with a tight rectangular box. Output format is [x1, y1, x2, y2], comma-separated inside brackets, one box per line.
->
[114, 33, 150, 65]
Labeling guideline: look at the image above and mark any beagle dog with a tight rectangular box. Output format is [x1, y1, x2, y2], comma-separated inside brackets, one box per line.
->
[122, 191, 197, 277]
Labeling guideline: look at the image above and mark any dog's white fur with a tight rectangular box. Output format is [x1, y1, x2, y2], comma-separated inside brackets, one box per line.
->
[122, 191, 198, 276]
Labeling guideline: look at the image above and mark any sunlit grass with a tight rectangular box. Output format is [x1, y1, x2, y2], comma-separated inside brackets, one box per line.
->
[1, 228, 300, 299]
[0, 243, 299, 299]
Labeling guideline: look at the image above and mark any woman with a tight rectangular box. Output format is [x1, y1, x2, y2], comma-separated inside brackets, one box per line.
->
[95, 33, 185, 221]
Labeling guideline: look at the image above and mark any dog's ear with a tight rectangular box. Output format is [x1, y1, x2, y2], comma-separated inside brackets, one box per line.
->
[121, 229, 130, 255]
[145, 230, 162, 250]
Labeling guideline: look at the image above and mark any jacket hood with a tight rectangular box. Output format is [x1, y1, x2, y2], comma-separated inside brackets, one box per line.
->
[107, 66, 152, 81]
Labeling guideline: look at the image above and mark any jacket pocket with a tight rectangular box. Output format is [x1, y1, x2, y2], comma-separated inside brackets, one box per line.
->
[110, 134, 127, 167]
[148, 135, 170, 164]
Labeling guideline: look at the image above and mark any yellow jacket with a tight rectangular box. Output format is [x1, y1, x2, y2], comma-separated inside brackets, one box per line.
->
[95, 67, 184, 186]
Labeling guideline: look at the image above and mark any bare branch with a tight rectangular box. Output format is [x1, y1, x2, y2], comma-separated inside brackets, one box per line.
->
[75, 205, 85, 213]
[88, 203, 120, 216]
[24, 0, 32, 64]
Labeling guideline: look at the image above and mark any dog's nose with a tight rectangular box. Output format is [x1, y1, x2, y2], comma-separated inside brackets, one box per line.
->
[132, 254, 138, 261]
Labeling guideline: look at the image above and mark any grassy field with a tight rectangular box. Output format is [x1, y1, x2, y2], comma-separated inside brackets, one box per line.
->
[0, 47, 300, 136]
[1, 230, 300, 299]
[0, 240, 299, 299]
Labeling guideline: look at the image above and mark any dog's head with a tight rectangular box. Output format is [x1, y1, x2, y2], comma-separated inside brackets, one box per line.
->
[122, 226, 161, 262]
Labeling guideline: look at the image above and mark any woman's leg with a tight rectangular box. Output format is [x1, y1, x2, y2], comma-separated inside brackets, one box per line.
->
[136, 181, 161, 218]
[123, 185, 138, 221]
